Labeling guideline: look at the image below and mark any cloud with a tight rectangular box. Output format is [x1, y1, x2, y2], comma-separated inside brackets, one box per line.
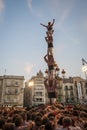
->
[0, 0, 4, 14]
[0, 0, 4, 21]
[27, 0, 32, 12]
[27, 0, 43, 18]
[24, 62, 34, 74]
[58, 3, 74, 28]
[55, 0, 80, 46]
[60, 9, 70, 24]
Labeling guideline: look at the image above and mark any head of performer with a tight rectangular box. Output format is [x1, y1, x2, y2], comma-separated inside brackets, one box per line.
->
[48, 22, 51, 25]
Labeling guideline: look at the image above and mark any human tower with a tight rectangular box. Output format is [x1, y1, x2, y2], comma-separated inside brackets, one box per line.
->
[40, 19, 59, 104]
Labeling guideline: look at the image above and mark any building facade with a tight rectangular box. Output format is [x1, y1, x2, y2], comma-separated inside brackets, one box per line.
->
[24, 70, 46, 107]
[0, 75, 24, 106]
[73, 77, 87, 103]
[57, 77, 87, 104]
[24, 72, 87, 106]
[1, 73, 86, 107]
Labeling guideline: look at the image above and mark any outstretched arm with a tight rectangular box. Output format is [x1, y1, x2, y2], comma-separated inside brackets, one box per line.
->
[40, 23, 47, 27]
[51, 19, 55, 26]
[44, 55, 48, 63]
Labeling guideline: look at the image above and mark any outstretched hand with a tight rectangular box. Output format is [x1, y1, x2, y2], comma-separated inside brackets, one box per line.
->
[53, 19, 55, 22]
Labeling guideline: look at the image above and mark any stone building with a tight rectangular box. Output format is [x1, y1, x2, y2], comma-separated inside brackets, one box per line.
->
[62, 77, 75, 104]
[59, 77, 87, 104]
[24, 72, 87, 106]
[73, 77, 87, 103]
[0, 75, 24, 106]
[24, 70, 46, 107]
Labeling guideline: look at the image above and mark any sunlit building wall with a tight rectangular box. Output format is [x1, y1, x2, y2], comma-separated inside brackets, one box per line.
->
[24, 70, 47, 107]
[73, 77, 87, 102]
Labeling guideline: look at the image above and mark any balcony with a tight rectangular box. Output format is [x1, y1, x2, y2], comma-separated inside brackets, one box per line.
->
[65, 86, 73, 90]
[5, 92, 19, 95]
[34, 88, 44, 90]
[34, 94, 44, 96]
[4, 99, 18, 103]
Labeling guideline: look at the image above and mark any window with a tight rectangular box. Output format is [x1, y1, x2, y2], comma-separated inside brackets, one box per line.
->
[70, 86, 73, 90]
[14, 80, 19, 86]
[15, 89, 18, 94]
[35, 98, 43, 102]
[66, 98, 69, 103]
[6, 95, 12, 101]
[7, 80, 11, 86]
[70, 91, 73, 96]
[5, 88, 11, 94]
[65, 86, 68, 90]
[13, 96, 18, 102]
[35, 92, 43, 96]
[65, 92, 68, 97]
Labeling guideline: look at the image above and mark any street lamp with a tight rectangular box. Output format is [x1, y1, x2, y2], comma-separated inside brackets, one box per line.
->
[61, 69, 66, 78]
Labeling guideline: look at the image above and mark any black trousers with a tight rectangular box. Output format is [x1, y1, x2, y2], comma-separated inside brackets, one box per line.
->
[48, 92, 56, 98]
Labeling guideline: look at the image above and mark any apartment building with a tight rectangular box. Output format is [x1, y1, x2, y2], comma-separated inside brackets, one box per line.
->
[62, 77, 75, 104]
[59, 77, 87, 104]
[73, 77, 87, 103]
[24, 70, 46, 107]
[0, 75, 24, 106]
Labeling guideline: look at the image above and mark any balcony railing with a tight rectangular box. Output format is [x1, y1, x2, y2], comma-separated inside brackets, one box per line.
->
[6, 83, 20, 87]
[5, 92, 19, 95]
[4, 100, 18, 103]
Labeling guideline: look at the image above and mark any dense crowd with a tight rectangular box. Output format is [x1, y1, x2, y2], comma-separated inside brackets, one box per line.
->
[0, 102, 87, 130]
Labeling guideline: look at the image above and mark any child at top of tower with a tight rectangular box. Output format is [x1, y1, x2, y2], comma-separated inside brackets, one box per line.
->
[40, 19, 55, 36]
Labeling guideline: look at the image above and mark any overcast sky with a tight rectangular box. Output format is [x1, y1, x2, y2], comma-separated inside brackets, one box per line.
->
[0, 0, 87, 81]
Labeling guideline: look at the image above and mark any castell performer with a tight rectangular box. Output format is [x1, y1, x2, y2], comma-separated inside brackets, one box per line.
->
[40, 19, 55, 36]
[40, 19, 58, 104]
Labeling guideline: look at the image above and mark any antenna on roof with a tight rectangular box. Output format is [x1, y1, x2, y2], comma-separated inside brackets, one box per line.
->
[4, 69, 6, 75]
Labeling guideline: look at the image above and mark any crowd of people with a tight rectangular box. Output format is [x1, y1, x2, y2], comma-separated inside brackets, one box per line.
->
[0, 102, 87, 130]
